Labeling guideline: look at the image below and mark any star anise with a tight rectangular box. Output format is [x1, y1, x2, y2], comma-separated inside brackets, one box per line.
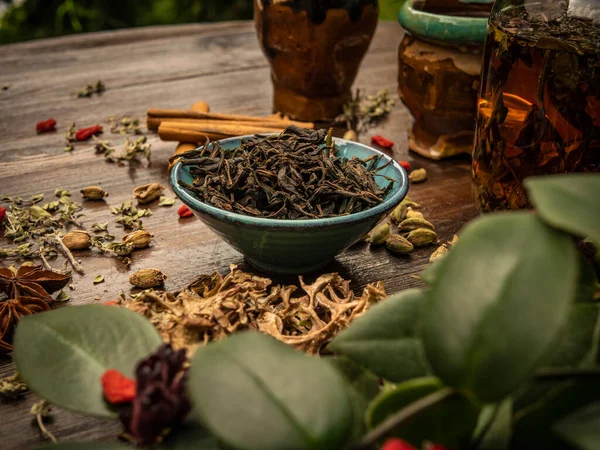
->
[0, 264, 71, 302]
[0, 264, 70, 353]
[0, 296, 50, 353]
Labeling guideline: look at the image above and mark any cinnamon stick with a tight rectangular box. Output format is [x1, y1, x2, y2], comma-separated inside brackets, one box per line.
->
[159, 124, 228, 143]
[160, 121, 283, 138]
[147, 108, 314, 131]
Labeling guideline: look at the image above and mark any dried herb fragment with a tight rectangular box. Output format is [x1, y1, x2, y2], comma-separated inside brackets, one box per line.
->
[158, 196, 175, 207]
[103, 136, 151, 166]
[178, 126, 394, 220]
[336, 88, 394, 134]
[77, 80, 105, 98]
[108, 116, 143, 135]
[93, 275, 105, 285]
[0, 373, 28, 401]
[30, 400, 56, 443]
[122, 265, 386, 355]
[64, 123, 76, 152]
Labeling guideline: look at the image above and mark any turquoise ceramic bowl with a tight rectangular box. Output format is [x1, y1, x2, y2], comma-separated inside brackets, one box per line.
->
[170, 136, 408, 274]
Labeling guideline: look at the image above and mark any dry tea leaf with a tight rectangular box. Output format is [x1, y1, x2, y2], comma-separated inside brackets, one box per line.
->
[129, 269, 166, 288]
[133, 183, 164, 205]
[121, 265, 386, 356]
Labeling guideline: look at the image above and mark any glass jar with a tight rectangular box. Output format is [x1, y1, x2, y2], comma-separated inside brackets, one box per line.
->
[472, 0, 600, 212]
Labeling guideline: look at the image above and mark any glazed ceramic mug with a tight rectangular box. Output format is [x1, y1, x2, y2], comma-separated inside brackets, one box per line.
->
[254, 0, 379, 122]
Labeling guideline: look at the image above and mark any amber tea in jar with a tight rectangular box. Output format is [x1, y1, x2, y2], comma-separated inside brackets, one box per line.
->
[472, 0, 600, 212]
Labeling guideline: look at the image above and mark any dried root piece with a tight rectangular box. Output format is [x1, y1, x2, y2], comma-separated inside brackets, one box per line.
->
[121, 265, 386, 356]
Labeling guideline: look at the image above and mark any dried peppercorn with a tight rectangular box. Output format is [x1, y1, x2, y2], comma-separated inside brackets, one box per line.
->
[399, 160, 411, 171]
[75, 125, 103, 141]
[371, 135, 394, 149]
[0, 206, 6, 224]
[178, 205, 193, 218]
[382, 439, 417, 450]
[36, 119, 57, 133]
[101, 369, 137, 404]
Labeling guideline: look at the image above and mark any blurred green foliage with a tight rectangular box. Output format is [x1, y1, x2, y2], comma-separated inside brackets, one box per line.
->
[0, 0, 403, 44]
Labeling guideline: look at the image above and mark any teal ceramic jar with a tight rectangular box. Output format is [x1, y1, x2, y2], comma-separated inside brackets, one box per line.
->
[397, 0, 494, 160]
[171, 136, 408, 274]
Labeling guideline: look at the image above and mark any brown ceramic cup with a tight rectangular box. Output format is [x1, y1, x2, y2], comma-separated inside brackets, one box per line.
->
[254, 0, 378, 122]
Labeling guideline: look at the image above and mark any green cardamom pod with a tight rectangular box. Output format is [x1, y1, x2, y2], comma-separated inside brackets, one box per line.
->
[429, 244, 449, 263]
[366, 222, 391, 245]
[409, 168, 427, 183]
[390, 196, 421, 224]
[80, 186, 108, 200]
[407, 228, 438, 247]
[399, 217, 435, 232]
[406, 207, 424, 220]
[385, 234, 414, 255]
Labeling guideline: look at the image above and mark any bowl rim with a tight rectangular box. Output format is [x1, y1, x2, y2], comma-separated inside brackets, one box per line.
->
[170, 135, 408, 229]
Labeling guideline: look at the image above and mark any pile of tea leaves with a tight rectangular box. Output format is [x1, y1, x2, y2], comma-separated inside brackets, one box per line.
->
[175, 125, 394, 219]
[118, 264, 387, 355]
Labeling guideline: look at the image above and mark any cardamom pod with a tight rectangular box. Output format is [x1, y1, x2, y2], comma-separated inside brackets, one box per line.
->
[406, 207, 424, 220]
[122, 230, 153, 249]
[129, 268, 166, 289]
[409, 168, 427, 183]
[343, 130, 358, 142]
[429, 244, 449, 263]
[62, 230, 92, 250]
[80, 186, 108, 200]
[407, 228, 439, 247]
[399, 217, 435, 232]
[133, 183, 164, 205]
[366, 222, 391, 245]
[390, 197, 421, 223]
[385, 235, 414, 255]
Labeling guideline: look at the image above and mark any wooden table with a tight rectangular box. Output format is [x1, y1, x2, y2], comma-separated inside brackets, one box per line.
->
[0, 21, 476, 449]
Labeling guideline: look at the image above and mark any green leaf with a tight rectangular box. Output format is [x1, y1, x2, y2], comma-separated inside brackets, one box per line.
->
[512, 379, 600, 450]
[526, 174, 600, 245]
[158, 196, 176, 207]
[328, 289, 430, 383]
[541, 303, 600, 368]
[93, 275, 104, 284]
[188, 331, 354, 450]
[422, 213, 578, 403]
[474, 399, 512, 450]
[14, 305, 162, 418]
[328, 356, 381, 445]
[38, 443, 132, 450]
[554, 401, 600, 450]
[155, 423, 221, 449]
[366, 377, 480, 449]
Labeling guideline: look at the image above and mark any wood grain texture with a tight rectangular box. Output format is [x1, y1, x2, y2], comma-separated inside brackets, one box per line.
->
[0, 21, 476, 449]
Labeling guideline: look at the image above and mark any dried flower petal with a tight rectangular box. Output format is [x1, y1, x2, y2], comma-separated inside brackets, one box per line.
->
[101, 369, 137, 404]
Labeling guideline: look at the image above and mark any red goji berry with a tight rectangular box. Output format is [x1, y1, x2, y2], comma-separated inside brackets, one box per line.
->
[371, 135, 394, 149]
[36, 118, 57, 133]
[75, 125, 103, 141]
[101, 369, 137, 404]
[399, 160, 411, 171]
[178, 204, 193, 218]
[381, 438, 417, 450]
[0, 206, 6, 224]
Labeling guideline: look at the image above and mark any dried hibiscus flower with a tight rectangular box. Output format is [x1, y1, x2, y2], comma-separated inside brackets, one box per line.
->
[101, 344, 190, 446]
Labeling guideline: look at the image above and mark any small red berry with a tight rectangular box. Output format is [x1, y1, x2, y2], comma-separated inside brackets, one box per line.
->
[371, 135, 395, 149]
[399, 160, 411, 171]
[36, 118, 57, 133]
[0, 206, 6, 224]
[381, 438, 417, 450]
[178, 204, 193, 218]
[101, 369, 137, 404]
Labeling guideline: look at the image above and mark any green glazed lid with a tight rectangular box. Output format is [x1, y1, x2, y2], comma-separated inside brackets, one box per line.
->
[398, 0, 493, 46]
